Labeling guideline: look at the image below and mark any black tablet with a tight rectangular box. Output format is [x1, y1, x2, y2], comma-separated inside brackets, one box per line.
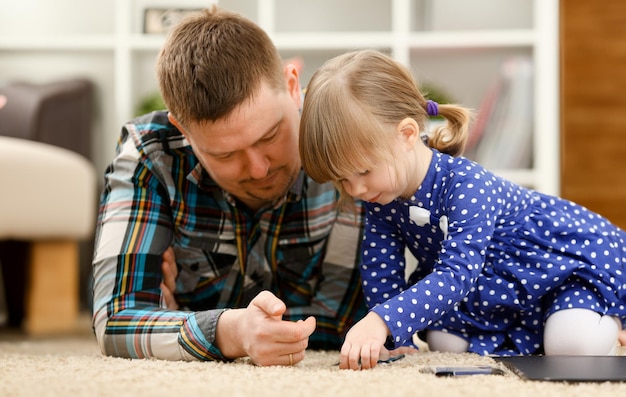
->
[496, 355, 626, 382]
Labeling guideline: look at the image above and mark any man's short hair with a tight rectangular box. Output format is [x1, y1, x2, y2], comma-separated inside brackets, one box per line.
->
[156, 6, 285, 128]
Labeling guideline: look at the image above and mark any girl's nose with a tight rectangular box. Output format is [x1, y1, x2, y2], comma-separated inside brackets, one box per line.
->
[343, 179, 367, 198]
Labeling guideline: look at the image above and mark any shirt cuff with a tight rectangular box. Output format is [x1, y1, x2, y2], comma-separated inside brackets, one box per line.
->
[179, 308, 230, 361]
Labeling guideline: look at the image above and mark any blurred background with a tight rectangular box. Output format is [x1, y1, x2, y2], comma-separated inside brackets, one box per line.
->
[0, 0, 625, 331]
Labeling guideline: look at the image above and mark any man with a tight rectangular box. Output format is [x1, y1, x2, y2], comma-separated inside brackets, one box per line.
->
[92, 6, 366, 365]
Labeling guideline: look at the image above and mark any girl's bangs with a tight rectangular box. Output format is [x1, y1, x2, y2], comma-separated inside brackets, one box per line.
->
[325, 108, 384, 180]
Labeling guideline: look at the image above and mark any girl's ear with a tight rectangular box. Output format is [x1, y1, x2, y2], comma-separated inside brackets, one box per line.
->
[397, 117, 420, 150]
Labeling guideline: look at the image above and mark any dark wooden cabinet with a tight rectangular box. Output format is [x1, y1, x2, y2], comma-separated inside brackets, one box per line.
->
[560, 0, 626, 229]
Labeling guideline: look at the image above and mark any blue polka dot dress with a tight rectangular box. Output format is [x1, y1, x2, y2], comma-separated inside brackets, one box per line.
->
[363, 149, 626, 355]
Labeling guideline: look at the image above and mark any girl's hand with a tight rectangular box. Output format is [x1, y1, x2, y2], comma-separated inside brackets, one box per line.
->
[339, 311, 390, 370]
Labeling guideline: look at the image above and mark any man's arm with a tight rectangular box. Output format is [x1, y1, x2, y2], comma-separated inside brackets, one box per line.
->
[160, 252, 317, 364]
[93, 127, 316, 364]
[92, 131, 226, 361]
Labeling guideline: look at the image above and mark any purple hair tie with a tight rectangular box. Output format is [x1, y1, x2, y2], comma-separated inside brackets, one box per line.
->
[426, 100, 439, 116]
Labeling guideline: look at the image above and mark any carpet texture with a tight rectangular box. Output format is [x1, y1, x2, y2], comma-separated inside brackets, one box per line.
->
[1, 319, 626, 397]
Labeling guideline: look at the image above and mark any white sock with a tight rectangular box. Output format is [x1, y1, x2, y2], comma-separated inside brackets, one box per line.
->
[544, 308, 620, 355]
[426, 330, 469, 353]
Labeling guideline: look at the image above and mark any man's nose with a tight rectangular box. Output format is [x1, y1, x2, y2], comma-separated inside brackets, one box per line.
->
[245, 149, 270, 179]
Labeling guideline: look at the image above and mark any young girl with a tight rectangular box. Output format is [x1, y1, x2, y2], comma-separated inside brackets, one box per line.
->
[299, 49, 626, 370]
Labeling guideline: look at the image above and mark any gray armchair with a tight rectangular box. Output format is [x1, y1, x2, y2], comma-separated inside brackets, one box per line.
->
[0, 78, 93, 159]
[0, 77, 96, 334]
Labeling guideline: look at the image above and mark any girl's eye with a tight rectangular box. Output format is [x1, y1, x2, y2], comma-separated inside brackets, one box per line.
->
[359, 170, 370, 176]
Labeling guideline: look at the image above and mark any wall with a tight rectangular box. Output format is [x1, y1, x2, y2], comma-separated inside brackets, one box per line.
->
[560, 0, 626, 229]
[0, 0, 535, 181]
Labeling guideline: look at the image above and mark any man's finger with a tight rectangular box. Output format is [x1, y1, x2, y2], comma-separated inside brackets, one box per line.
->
[297, 316, 316, 340]
[250, 290, 286, 318]
[161, 247, 177, 292]
[274, 316, 316, 344]
[160, 282, 179, 310]
[247, 310, 315, 351]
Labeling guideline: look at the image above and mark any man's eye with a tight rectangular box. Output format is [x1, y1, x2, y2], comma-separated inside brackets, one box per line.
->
[261, 129, 278, 143]
[214, 152, 233, 160]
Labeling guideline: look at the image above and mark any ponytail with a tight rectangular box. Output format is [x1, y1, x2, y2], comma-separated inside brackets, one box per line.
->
[424, 102, 472, 157]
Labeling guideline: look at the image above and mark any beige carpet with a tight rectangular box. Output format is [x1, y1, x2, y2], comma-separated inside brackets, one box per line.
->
[1, 315, 626, 397]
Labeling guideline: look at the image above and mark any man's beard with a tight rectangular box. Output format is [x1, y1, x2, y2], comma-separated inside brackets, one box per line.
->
[243, 165, 298, 205]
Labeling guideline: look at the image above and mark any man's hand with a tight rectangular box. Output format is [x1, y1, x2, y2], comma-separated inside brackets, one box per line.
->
[160, 246, 179, 310]
[215, 290, 316, 366]
[339, 311, 390, 370]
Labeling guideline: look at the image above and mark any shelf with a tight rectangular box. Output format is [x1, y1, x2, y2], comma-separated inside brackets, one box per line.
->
[126, 34, 169, 50]
[407, 30, 535, 49]
[126, 32, 395, 51]
[0, 35, 115, 51]
[272, 32, 393, 51]
[0, 0, 559, 196]
[0, 29, 535, 52]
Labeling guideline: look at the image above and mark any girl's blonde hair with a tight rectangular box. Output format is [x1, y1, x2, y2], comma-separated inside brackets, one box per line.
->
[299, 50, 472, 203]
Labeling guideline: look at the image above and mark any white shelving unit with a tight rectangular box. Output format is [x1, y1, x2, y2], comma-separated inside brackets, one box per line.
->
[0, 0, 559, 196]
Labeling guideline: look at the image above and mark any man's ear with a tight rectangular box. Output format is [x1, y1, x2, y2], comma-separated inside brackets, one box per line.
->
[397, 117, 420, 150]
[283, 63, 302, 108]
[167, 112, 188, 138]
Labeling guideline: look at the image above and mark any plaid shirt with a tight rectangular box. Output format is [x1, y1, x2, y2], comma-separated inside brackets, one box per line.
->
[92, 111, 366, 361]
